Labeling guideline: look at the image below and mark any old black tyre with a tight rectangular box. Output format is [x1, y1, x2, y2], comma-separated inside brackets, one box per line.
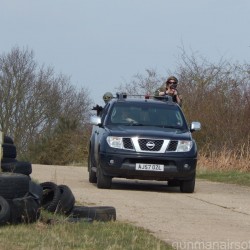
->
[88, 154, 97, 183]
[0, 173, 30, 199]
[1, 158, 18, 164]
[180, 177, 195, 193]
[29, 181, 43, 203]
[40, 182, 61, 212]
[2, 143, 17, 159]
[57, 185, 75, 215]
[3, 135, 14, 144]
[97, 163, 112, 189]
[8, 195, 40, 224]
[1, 161, 32, 176]
[0, 196, 11, 225]
[71, 206, 116, 221]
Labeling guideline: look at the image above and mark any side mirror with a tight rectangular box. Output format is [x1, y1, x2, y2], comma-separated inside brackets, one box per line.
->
[190, 121, 201, 132]
[90, 115, 101, 125]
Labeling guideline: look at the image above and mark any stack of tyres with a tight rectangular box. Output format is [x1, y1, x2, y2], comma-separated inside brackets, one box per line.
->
[0, 134, 41, 225]
[0, 173, 41, 225]
[1, 135, 32, 178]
[0, 177, 81, 226]
[0, 134, 116, 225]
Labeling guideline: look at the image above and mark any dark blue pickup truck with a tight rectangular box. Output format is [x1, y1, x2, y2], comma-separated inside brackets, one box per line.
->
[88, 93, 201, 193]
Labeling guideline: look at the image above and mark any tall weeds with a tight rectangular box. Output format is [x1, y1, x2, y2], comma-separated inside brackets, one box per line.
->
[198, 144, 250, 172]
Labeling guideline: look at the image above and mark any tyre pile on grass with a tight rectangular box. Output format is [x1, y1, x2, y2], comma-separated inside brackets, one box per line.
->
[0, 135, 116, 226]
[1, 136, 32, 177]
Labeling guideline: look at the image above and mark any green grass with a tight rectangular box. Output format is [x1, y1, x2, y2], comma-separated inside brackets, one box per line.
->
[197, 170, 250, 187]
[0, 211, 173, 250]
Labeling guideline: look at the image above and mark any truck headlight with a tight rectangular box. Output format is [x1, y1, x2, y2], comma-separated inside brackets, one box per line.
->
[107, 136, 123, 149]
[176, 141, 193, 152]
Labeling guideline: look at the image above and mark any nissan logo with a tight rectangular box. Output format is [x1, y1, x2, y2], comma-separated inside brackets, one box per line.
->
[146, 141, 155, 149]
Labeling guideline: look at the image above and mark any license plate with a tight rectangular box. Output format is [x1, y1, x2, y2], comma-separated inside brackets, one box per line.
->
[135, 163, 164, 171]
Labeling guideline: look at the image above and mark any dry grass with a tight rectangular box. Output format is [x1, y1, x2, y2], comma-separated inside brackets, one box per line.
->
[197, 145, 250, 173]
[0, 212, 173, 250]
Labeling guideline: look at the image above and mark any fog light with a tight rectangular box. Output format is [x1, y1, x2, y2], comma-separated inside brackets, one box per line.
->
[184, 164, 190, 170]
[109, 159, 115, 164]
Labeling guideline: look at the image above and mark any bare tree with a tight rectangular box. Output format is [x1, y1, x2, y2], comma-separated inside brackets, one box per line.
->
[116, 69, 165, 95]
[0, 47, 92, 159]
[176, 49, 250, 153]
[115, 50, 250, 156]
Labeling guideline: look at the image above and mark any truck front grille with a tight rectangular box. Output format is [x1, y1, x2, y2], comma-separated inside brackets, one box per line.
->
[122, 137, 179, 153]
[138, 139, 163, 151]
[167, 140, 178, 151]
[123, 138, 134, 150]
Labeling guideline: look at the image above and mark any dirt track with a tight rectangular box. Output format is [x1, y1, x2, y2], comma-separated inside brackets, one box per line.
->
[31, 164, 250, 250]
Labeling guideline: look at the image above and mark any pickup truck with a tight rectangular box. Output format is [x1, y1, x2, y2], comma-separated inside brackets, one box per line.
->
[88, 93, 201, 193]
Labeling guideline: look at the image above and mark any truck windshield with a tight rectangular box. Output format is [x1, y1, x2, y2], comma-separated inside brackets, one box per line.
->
[106, 102, 188, 130]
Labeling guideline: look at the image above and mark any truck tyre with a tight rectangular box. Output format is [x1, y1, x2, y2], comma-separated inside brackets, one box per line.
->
[71, 206, 116, 221]
[1, 161, 32, 176]
[57, 185, 75, 215]
[88, 155, 97, 183]
[180, 177, 195, 193]
[2, 143, 17, 159]
[0, 196, 10, 225]
[40, 182, 61, 212]
[0, 173, 30, 199]
[97, 163, 112, 189]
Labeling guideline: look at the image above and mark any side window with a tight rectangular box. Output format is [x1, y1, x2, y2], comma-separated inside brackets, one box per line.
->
[101, 103, 110, 123]
[110, 107, 119, 123]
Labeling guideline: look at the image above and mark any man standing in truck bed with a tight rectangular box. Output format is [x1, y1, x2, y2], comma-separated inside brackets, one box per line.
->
[155, 76, 183, 107]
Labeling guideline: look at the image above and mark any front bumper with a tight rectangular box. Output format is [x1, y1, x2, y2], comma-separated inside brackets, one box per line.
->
[99, 151, 197, 181]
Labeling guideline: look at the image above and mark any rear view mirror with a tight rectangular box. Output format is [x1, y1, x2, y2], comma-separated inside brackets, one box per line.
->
[90, 115, 101, 125]
[190, 121, 201, 132]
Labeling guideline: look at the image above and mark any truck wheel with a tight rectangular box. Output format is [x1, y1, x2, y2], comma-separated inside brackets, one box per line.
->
[88, 155, 97, 183]
[97, 164, 112, 189]
[71, 206, 116, 221]
[180, 177, 195, 193]
[0, 196, 10, 225]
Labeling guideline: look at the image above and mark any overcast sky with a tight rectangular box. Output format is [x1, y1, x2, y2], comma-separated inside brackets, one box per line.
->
[1, 0, 249, 104]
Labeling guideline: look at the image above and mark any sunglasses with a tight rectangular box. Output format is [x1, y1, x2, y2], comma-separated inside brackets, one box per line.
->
[167, 81, 177, 84]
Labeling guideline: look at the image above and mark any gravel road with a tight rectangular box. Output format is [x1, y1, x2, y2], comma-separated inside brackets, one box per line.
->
[31, 164, 250, 250]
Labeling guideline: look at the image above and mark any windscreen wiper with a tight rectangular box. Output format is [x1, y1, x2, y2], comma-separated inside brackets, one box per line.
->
[124, 122, 144, 126]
